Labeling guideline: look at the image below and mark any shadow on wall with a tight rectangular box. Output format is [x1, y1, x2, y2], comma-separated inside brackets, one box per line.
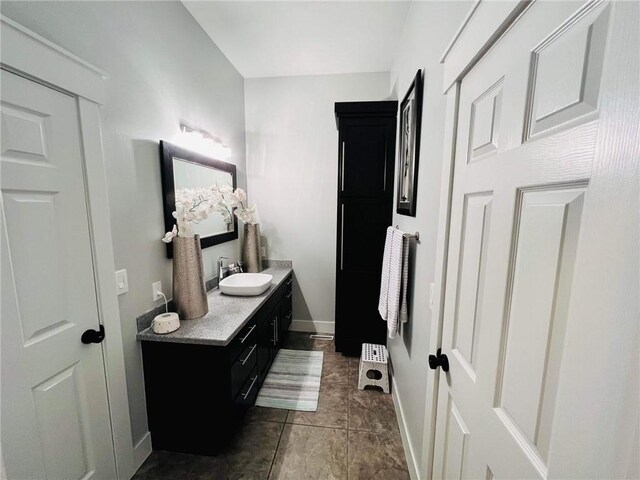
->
[260, 228, 313, 322]
[132, 138, 167, 245]
[245, 130, 268, 180]
[292, 273, 313, 321]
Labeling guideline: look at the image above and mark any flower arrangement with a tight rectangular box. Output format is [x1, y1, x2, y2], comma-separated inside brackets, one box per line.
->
[162, 185, 258, 243]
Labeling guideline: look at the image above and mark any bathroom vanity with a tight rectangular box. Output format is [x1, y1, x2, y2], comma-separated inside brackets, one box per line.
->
[136, 264, 293, 455]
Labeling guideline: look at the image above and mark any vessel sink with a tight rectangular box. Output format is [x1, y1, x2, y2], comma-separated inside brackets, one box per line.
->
[219, 273, 273, 296]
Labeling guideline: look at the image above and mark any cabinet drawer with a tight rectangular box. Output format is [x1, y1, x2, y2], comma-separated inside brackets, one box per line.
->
[283, 307, 293, 331]
[282, 275, 293, 330]
[231, 341, 258, 399]
[284, 275, 293, 296]
[235, 366, 259, 407]
[228, 316, 259, 363]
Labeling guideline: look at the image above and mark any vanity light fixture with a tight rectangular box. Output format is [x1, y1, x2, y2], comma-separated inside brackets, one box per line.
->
[174, 123, 232, 160]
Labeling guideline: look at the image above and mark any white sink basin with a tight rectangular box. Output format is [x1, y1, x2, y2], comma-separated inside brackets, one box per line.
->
[219, 273, 273, 296]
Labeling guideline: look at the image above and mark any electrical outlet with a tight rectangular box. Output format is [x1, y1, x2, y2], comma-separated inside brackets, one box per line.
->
[152, 281, 163, 301]
[115, 269, 128, 295]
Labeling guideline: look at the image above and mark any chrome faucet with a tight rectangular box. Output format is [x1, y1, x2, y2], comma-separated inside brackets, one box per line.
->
[218, 257, 230, 281]
[218, 257, 244, 281]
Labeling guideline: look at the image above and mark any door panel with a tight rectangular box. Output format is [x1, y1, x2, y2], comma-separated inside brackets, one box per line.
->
[468, 79, 503, 163]
[496, 187, 585, 464]
[1, 69, 116, 479]
[32, 364, 95, 480]
[440, 395, 472, 480]
[434, 1, 638, 478]
[452, 193, 492, 377]
[525, 5, 609, 139]
[3, 190, 69, 344]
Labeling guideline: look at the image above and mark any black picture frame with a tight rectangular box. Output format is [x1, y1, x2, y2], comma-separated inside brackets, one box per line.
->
[396, 69, 423, 217]
[160, 140, 238, 259]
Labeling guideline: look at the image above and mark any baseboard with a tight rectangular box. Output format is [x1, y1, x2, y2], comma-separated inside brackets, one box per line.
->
[132, 431, 152, 477]
[289, 319, 335, 334]
[392, 376, 421, 480]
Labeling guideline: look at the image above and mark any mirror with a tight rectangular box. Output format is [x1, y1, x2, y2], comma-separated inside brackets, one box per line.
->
[160, 140, 238, 258]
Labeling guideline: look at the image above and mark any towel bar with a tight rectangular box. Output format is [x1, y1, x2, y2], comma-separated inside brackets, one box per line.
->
[395, 225, 420, 242]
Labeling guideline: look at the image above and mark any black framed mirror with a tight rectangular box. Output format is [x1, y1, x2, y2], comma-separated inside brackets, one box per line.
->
[160, 140, 238, 258]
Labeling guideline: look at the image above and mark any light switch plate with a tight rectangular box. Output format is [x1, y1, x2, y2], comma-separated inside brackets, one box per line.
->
[115, 269, 128, 295]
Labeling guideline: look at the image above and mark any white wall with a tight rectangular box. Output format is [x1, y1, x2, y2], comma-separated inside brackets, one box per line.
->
[245, 73, 390, 332]
[387, 2, 472, 477]
[1, 0, 247, 450]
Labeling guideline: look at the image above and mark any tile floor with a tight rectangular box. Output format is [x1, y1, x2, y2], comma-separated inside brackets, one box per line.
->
[133, 332, 409, 480]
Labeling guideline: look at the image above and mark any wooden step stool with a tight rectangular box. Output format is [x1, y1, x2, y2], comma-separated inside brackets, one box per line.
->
[358, 343, 390, 393]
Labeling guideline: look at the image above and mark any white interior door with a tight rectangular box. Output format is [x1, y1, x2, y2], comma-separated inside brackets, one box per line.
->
[433, 1, 639, 479]
[1, 69, 117, 479]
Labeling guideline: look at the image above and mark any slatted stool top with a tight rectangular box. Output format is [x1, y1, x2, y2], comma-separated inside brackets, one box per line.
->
[361, 343, 387, 364]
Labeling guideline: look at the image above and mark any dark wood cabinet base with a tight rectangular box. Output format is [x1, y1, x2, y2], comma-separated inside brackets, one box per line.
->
[140, 273, 293, 455]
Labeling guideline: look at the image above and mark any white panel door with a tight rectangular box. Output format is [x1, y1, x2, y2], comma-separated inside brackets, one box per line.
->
[1, 69, 117, 479]
[433, 1, 639, 479]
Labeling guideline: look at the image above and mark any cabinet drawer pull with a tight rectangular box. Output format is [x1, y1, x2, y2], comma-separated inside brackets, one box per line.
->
[286, 291, 293, 299]
[341, 141, 346, 191]
[241, 344, 257, 365]
[239, 324, 256, 344]
[286, 312, 293, 320]
[340, 204, 344, 270]
[286, 278, 293, 286]
[273, 316, 278, 345]
[242, 376, 258, 399]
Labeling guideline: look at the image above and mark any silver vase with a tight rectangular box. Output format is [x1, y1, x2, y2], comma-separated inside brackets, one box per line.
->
[173, 235, 208, 319]
[243, 223, 262, 273]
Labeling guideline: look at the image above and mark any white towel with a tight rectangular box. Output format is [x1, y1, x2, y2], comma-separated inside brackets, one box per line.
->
[378, 227, 394, 320]
[399, 232, 409, 325]
[378, 227, 410, 338]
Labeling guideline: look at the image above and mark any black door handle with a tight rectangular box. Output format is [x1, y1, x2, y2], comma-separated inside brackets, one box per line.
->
[428, 348, 449, 372]
[81, 325, 105, 344]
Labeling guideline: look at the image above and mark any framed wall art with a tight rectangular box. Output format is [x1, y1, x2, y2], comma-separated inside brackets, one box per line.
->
[397, 69, 423, 217]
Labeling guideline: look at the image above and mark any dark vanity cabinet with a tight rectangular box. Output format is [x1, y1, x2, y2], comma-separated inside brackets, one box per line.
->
[334, 101, 397, 356]
[140, 273, 293, 455]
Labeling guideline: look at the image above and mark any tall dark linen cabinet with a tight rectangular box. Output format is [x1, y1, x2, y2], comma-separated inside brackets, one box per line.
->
[334, 101, 398, 356]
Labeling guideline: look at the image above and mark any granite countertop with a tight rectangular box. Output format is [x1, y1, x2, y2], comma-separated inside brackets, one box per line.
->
[136, 264, 292, 346]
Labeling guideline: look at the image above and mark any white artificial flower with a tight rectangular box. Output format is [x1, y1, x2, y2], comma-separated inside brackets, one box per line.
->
[161, 185, 257, 242]
[230, 187, 247, 208]
[218, 184, 233, 195]
[235, 204, 259, 225]
[161, 224, 178, 243]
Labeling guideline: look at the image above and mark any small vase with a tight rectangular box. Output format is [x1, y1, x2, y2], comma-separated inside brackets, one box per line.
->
[173, 235, 209, 320]
[243, 223, 262, 273]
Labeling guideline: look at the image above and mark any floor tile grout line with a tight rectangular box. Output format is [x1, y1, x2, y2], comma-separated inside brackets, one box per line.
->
[267, 411, 288, 480]
[284, 421, 348, 431]
[346, 427, 350, 480]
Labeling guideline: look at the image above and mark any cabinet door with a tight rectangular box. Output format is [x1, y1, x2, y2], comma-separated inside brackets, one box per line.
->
[267, 307, 279, 359]
[257, 313, 272, 379]
[339, 118, 395, 197]
[280, 278, 293, 338]
[335, 113, 396, 355]
[336, 197, 391, 354]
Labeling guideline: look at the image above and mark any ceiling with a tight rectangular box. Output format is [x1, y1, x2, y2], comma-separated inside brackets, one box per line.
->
[182, 1, 411, 78]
